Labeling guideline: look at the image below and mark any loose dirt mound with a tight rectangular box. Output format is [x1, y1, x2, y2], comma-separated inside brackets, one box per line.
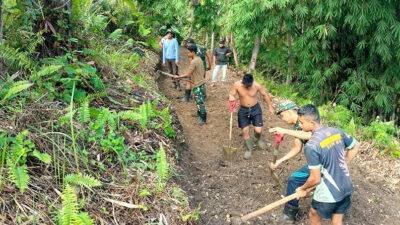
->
[159, 48, 400, 225]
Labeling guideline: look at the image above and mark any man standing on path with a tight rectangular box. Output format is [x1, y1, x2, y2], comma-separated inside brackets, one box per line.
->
[174, 44, 207, 126]
[161, 29, 180, 90]
[294, 104, 359, 225]
[268, 100, 312, 222]
[228, 74, 274, 159]
[185, 38, 211, 73]
[211, 39, 232, 86]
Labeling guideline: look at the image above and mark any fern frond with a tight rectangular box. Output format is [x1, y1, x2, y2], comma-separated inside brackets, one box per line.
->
[31, 64, 63, 81]
[64, 173, 102, 189]
[31, 150, 52, 164]
[59, 185, 79, 225]
[77, 212, 94, 225]
[1, 80, 33, 102]
[78, 100, 90, 123]
[8, 165, 29, 193]
[156, 143, 169, 192]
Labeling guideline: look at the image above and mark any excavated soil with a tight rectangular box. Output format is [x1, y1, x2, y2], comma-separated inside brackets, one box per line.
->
[159, 48, 400, 225]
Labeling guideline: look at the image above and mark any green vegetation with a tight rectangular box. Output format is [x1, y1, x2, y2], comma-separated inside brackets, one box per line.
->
[0, 0, 193, 224]
[189, 0, 400, 156]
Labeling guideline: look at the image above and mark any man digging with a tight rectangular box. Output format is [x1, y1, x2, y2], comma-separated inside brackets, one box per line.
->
[269, 100, 312, 223]
[228, 74, 274, 159]
[295, 104, 360, 225]
[173, 44, 207, 126]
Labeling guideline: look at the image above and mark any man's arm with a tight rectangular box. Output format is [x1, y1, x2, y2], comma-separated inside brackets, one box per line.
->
[297, 168, 321, 197]
[271, 138, 303, 169]
[226, 48, 232, 57]
[296, 146, 321, 197]
[174, 39, 179, 64]
[346, 142, 360, 163]
[176, 61, 194, 79]
[229, 83, 238, 101]
[342, 131, 360, 164]
[258, 84, 274, 114]
[269, 127, 312, 140]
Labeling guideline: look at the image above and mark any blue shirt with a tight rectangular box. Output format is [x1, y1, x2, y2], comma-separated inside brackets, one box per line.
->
[162, 38, 179, 64]
[304, 127, 357, 203]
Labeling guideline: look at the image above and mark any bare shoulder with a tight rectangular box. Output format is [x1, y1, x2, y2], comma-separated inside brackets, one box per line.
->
[253, 82, 263, 90]
[233, 80, 242, 88]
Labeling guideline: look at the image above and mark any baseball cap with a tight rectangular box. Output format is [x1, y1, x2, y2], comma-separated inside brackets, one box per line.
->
[276, 100, 299, 115]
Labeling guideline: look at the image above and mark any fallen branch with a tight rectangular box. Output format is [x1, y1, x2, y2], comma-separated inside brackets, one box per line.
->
[103, 197, 145, 209]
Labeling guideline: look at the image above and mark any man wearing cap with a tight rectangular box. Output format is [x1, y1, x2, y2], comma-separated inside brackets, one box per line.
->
[173, 44, 207, 126]
[228, 73, 274, 159]
[185, 38, 211, 73]
[269, 100, 312, 222]
[161, 29, 180, 90]
[211, 39, 232, 86]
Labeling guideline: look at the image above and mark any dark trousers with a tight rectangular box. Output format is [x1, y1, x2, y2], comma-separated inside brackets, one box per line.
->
[286, 165, 310, 207]
[165, 59, 179, 87]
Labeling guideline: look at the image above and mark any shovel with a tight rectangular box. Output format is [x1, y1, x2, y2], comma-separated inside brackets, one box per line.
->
[230, 187, 314, 225]
[223, 100, 238, 156]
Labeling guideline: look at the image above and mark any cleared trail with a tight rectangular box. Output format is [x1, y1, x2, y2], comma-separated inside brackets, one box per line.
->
[158, 48, 400, 225]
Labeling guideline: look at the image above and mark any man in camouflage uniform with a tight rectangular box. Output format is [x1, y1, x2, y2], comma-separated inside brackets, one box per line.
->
[174, 44, 207, 126]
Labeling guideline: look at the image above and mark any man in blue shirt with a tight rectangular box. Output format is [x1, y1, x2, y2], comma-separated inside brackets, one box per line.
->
[161, 29, 180, 90]
[295, 104, 360, 225]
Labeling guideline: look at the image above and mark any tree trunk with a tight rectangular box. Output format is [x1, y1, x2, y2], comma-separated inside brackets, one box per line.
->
[247, 34, 260, 73]
[210, 31, 215, 50]
[286, 34, 293, 84]
[230, 33, 239, 68]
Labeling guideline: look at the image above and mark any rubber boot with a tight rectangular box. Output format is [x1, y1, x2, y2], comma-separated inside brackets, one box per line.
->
[181, 89, 191, 102]
[282, 204, 299, 224]
[198, 113, 207, 126]
[244, 139, 254, 159]
[255, 132, 267, 150]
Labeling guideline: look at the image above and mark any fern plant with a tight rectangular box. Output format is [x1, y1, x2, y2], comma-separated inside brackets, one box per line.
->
[0, 80, 33, 104]
[5, 130, 51, 192]
[159, 107, 176, 138]
[119, 101, 157, 130]
[155, 143, 169, 192]
[64, 173, 101, 190]
[58, 185, 94, 225]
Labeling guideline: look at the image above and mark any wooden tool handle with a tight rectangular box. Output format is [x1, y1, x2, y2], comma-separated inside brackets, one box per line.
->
[241, 190, 308, 222]
[157, 70, 177, 78]
[229, 112, 233, 140]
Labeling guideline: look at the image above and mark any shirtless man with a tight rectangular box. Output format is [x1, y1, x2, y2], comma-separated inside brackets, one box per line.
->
[228, 74, 274, 159]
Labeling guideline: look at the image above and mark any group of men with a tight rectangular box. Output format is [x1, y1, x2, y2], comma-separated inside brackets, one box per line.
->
[160, 29, 360, 225]
[160, 29, 232, 126]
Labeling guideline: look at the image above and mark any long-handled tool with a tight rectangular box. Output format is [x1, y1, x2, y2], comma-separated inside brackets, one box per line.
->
[231, 187, 314, 225]
[157, 70, 177, 78]
[223, 101, 238, 155]
[267, 133, 284, 185]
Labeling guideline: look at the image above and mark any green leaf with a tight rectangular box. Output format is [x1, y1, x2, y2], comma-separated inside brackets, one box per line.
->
[64, 173, 102, 189]
[9, 165, 29, 193]
[2, 80, 33, 102]
[31, 150, 52, 164]
[31, 65, 63, 81]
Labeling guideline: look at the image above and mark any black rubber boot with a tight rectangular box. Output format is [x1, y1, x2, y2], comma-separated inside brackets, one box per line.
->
[282, 204, 299, 223]
[198, 113, 207, 126]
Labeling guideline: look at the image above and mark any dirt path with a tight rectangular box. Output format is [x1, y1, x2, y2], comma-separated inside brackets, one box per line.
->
[158, 48, 400, 225]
